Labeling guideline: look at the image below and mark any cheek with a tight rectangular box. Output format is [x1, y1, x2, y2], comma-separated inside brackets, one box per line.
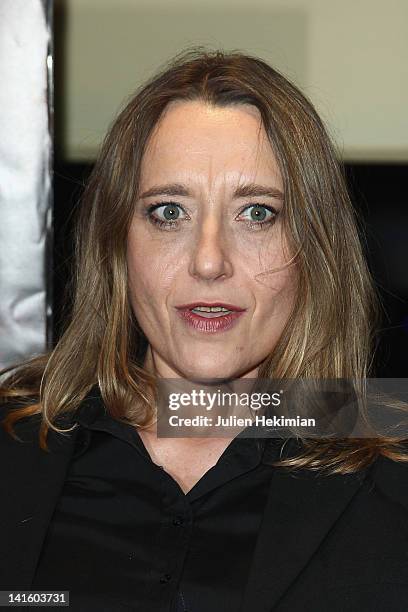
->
[241, 232, 297, 311]
[237, 223, 290, 270]
[127, 233, 154, 311]
[126, 233, 176, 313]
[253, 266, 298, 323]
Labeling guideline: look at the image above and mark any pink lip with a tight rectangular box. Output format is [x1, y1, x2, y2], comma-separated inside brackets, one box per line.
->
[176, 302, 245, 311]
[176, 307, 245, 333]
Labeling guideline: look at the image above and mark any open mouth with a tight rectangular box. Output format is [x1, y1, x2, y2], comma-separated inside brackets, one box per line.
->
[189, 306, 233, 318]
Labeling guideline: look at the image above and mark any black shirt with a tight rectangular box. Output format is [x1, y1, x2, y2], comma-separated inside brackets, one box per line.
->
[31, 391, 279, 611]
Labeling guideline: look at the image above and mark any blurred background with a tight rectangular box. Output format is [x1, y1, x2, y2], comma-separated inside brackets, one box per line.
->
[39, 0, 408, 374]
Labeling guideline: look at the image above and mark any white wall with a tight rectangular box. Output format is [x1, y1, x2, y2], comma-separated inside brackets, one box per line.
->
[60, 0, 408, 161]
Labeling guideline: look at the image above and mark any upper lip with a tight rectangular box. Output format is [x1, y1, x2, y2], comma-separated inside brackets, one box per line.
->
[176, 302, 246, 312]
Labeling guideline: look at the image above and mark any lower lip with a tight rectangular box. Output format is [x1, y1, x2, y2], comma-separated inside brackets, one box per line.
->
[176, 309, 245, 333]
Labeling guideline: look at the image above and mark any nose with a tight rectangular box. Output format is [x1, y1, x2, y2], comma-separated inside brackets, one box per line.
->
[188, 215, 233, 281]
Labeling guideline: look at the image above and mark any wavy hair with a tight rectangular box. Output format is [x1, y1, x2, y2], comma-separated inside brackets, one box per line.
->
[1, 47, 407, 474]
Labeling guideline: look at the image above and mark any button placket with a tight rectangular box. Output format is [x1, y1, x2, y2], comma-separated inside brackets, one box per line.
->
[172, 515, 184, 526]
[159, 573, 172, 584]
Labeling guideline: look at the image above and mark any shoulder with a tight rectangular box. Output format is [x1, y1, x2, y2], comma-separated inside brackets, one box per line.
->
[0, 400, 42, 447]
[274, 439, 408, 519]
[366, 451, 408, 513]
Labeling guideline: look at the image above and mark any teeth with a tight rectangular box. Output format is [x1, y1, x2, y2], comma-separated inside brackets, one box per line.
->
[192, 306, 231, 312]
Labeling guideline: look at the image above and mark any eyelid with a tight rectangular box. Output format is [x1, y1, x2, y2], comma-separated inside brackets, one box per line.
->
[147, 201, 278, 215]
[236, 202, 279, 217]
[147, 201, 190, 217]
[145, 202, 280, 230]
[145, 202, 188, 223]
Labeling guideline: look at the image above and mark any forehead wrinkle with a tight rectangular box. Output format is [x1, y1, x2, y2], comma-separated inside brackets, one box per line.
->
[232, 130, 266, 196]
[141, 102, 280, 206]
[192, 155, 228, 212]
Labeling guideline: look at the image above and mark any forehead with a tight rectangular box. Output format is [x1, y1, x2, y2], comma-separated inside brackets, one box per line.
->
[140, 100, 282, 188]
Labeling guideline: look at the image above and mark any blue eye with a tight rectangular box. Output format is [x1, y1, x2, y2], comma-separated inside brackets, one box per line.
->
[146, 202, 187, 228]
[145, 201, 278, 231]
[238, 204, 278, 228]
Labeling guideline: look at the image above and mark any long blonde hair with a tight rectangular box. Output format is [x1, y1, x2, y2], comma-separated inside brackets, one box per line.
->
[1, 47, 407, 474]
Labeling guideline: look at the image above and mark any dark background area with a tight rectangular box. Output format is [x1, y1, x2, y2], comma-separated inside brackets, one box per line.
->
[53, 161, 408, 377]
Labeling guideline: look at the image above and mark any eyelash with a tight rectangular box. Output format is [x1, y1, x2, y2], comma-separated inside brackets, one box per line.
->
[145, 201, 279, 231]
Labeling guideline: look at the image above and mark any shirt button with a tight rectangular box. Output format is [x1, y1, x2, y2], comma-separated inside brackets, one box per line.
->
[159, 573, 172, 584]
[172, 515, 184, 526]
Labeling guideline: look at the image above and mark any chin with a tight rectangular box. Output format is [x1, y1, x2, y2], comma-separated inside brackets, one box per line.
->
[176, 361, 238, 384]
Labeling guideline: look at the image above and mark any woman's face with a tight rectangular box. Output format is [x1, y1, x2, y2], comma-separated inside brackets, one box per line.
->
[127, 100, 297, 381]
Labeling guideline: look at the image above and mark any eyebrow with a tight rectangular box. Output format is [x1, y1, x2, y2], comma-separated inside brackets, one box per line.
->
[139, 182, 284, 200]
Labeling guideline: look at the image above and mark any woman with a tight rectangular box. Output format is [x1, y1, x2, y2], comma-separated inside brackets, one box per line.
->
[1, 48, 407, 611]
